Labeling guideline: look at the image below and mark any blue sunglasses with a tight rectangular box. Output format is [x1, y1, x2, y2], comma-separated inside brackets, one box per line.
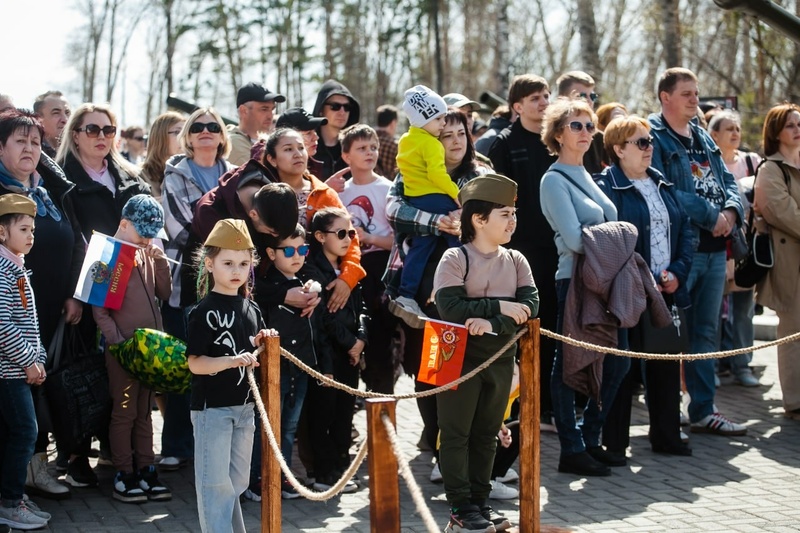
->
[275, 245, 310, 258]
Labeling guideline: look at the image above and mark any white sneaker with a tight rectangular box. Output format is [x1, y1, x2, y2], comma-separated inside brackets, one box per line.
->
[26, 452, 70, 500]
[158, 456, 187, 471]
[0, 501, 49, 530]
[690, 412, 747, 436]
[489, 480, 519, 500]
[430, 463, 443, 483]
[21, 496, 51, 521]
[495, 468, 518, 484]
[734, 369, 760, 387]
[388, 296, 427, 329]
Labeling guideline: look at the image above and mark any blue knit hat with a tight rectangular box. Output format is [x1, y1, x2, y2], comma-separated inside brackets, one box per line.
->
[121, 194, 168, 240]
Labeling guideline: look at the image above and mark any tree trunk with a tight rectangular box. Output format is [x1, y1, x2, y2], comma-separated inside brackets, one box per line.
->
[495, 0, 509, 95]
[660, 0, 681, 68]
[575, 0, 601, 84]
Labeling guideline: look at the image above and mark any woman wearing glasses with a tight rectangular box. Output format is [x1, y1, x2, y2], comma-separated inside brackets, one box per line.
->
[595, 116, 694, 458]
[57, 103, 150, 240]
[539, 98, 621, 477]
[56, 103, 150, 487]
[159, 107, 233, 472]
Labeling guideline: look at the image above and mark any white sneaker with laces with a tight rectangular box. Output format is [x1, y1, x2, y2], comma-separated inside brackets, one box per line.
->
[489, 480, 519, 500]
[430, 463, 443, 483]
[0, 501, 49, 530]
[495, 468, 518, 484]
[690, 412, 747, 436]
[25, 452, 70, 500]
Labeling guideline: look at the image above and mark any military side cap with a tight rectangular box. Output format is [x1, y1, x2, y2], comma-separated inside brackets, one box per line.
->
[0, 194, 36, 218]
[458, 173, 517, 207]
[204, 219, 254, 250]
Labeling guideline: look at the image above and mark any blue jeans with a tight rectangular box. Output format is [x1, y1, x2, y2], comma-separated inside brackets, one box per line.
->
[161, 304, 194, 459]
[250, 369, 309, 482]
[0, 378, 37, 504]
[684, 251, 727, 422]
[550, 279, 630, 457]
[191, 405, 254, 533]
[399, 194, 460, 299]
[720, 290, 755, 374]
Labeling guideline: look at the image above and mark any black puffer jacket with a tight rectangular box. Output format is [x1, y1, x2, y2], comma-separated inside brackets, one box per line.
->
[60, 152, 150, 240]
[259, 265, 334, 375]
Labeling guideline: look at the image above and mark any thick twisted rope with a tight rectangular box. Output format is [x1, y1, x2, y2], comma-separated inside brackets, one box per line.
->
[540, 327, 800, 360]
[380, 412, 440, 533]
[246, 368, 368, 500]
[276, 327, 528, 400]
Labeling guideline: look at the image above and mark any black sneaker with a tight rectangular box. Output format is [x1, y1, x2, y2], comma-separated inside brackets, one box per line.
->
[557, 451, 611, 477]
[480, 505, 511, 532]
[65, 456, 98, 488]
[444, 504, 496, 533]
[281, 478, 301, 500]
[586, 446, 627, 467]
[113, 471, 147, 504]
[138, 466, 172, 501]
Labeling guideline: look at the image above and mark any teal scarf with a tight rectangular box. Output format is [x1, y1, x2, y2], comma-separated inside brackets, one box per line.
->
[0, 161, 62, 221]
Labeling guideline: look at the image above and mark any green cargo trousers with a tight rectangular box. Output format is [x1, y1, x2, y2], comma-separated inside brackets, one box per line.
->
[436, 354, 515, 507]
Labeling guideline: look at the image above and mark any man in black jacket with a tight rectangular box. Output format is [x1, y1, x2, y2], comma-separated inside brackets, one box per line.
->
[312, 80, 361, 182]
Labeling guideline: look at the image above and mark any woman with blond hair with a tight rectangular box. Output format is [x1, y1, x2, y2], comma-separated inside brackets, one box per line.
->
[754, 103, 800, 419]
[159, 107, 234, 472]
[56, 103, 150, 487]
[140, 111, 185, 202]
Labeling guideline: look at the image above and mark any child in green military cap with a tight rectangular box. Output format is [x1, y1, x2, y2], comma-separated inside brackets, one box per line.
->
[433, 174, 539, 533]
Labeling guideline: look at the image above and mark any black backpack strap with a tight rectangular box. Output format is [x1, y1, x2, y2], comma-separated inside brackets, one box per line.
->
[745, 154, 756, 177]
[459, 245, 470, 283]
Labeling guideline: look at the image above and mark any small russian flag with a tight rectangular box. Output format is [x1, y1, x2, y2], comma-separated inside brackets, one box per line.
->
[73, 232, 137, 310]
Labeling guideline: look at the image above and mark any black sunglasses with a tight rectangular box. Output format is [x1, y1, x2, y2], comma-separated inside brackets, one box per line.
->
[578, 92, 599, 102]
[323, 229, 356, 240]
[75, 124, 117, 138]
[567, 121, 596, 134]
[189, 121, 223, 134]
[275, 244, 310, 258]
[325, 102, 351, 112]
[624, 137, 654, 150]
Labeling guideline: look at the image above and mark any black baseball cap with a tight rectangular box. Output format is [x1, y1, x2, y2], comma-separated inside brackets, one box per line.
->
[276, 107, 328, 131]
[237, 82, 286, 107]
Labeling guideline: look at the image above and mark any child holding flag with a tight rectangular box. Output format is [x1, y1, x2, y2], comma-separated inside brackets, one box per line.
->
[91, 194, 172, 504]
[186, 218, 277, 533]
[432, 174, 538, 533]
[0, 194, 51, 530]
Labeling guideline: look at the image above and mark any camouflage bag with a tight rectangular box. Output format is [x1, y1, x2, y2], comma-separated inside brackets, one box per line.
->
[109, 329, 191, 394]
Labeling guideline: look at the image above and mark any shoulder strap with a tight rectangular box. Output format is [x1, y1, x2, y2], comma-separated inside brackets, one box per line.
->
[549, 168, 609, 222]
[459, 245, 470, 282]
[745, 154, 755, 176]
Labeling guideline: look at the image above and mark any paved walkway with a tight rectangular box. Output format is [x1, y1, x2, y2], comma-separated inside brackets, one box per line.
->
[38, 340, 800, 532]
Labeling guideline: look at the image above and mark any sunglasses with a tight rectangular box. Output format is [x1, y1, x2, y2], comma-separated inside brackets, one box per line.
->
[325, 102, 352, 112]
[75, 124, 117, 138]
[323, 229, 357, 240]
[189, 121, 223, 134]
[132, 136, 146, 142]
[578, 92, 599, 102]
[624, 136, 654, 150]
[275, 244, 310, 258]
[567, 121, 596, 134]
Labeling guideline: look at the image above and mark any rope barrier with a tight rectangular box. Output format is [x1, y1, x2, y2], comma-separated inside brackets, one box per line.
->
[246, 368, 368, 500]
[539, 327, 800, 360]
[379, 412, 440, 533]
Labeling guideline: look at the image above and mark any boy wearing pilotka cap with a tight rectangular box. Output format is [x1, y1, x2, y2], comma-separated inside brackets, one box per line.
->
[433, 174, 538, 533]
[391, 85, 461, 328]
[0, 194, 52, 530]
[92, 194, 172, 504]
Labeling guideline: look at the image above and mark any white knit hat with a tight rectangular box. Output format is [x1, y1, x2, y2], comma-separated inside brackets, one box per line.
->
[403, 85, 447, 128]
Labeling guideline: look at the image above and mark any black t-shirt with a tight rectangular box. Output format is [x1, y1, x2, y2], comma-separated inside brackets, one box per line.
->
[667, 121, 726, 252]
[186, 292, 265, 410]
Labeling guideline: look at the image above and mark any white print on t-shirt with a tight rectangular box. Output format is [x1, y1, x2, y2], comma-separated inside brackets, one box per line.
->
[205, 309, 251, 391]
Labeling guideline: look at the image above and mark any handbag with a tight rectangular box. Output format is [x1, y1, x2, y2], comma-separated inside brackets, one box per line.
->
[44, 324, 111, 452]
[629, 298, 689, 354]
[108, 328, 191, 394]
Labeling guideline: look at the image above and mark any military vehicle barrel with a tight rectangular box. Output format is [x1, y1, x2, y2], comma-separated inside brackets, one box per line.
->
[714, 0, 800, 43]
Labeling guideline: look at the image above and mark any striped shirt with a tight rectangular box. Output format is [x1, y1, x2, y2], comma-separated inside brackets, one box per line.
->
[0, 256, 46, 379]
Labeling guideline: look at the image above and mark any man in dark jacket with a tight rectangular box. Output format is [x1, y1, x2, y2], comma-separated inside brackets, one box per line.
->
[488, 74, 558, 431]
[312, 80, 361, 181]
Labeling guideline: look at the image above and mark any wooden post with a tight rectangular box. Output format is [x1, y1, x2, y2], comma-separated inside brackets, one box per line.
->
[519, 319, 541, 533]
[366, 398, 400, 533]
[260, 336, 281, 533]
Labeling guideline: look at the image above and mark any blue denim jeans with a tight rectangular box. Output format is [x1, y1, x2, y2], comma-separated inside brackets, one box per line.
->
[550, 279, 630, 457]
[0, 378, 37, 504]
[720, 290, 755, 374]
[161, 304, 194, 459]
[191, 405, 254, 533]
[684, 251, 727, 422]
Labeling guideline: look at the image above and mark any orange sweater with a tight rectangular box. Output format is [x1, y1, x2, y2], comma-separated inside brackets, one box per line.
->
[304, 173, 366, 289]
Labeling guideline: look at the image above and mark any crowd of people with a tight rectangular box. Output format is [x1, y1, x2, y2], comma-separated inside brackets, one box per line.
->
[0, 64, 799, 533]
